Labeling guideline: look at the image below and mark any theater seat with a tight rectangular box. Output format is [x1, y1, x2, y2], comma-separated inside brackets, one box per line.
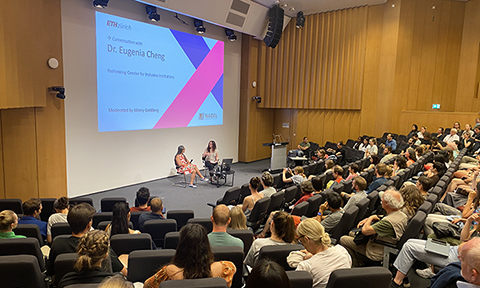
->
[110, 234, 152, 255]
[159, 278, 228, 288]
[127, 249, 176, 283]
[0, 255, 48, 288]
[286, 270, 313, 288]
[326, 267, 391, 288]
[211, 246, 243, 288]
[54, 253, 77, 287]
[187, 218, 213, 233]
[143, 219, 177, 247]
[167, 210, 194, 230]
[257, 244, 304, 271]
[0, 238, 45, 271]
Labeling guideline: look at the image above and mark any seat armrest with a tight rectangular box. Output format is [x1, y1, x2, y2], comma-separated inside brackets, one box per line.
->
[207, 203, 216, 208]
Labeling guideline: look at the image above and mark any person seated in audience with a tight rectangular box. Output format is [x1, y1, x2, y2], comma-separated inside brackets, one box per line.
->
[47, 203, 126, 277]
[202, 140, 219, 176]
[444, 128, 461, 144]
[353, 136, 363, 150]
[398, 184, 424, 219]
[416, 176, 434, 199]
[138, 197, 165, 232]
[175, 145, 208, 188]
[390, 212, 480, 288]
[364, 155, 380, 171]
[422, 162, 446, 185]
[341, 176, 368, 212]
[58, 230, 115, 288]
[0, 210, 25, 239]
[418, 126, 427, 139]
[228, 206, 248, 230]
[316, 192, 344, 234]
[244, 211, 295, 267]
[443, 168, 480, 205]
[435, 127, 445, 142]
[407, 124, 418, 139]
[463, 123, 474, 138]
[456, 237, 480, 287]
[208, 204, 243, 249]
[411, 134, 422, 146]
[364, 138, 378, 158]
[431, 137, 444, 152]
[384, 134, 397, 151]
[339, 189, 407, 267]
[325, 166, 344, 189]
[359, 138, 369, 152]
[47, 197, 69, 244]
[98, 275, 135, 288]
[462, 132, 475, 156]
[367, 163, 388, 194]
[289, 218, 352, 288]
[312, 176, 323, 194]
[473, 127, 480, 152]
[422, 132, 432, 149]
[345, 163, 360, 181]
[239, 177, 264, 218]
[380, 146, 395, 164]
[296, 137, 311, 156]
[246, 260, 291, 288]
[144, 224, 236, 288]
[459, 154, 480, 170]
[18, 198, 47, 240]
[393, 156, 408, 176]
[415, 145, 424, 159]
[404, 148, 417, 167]
[106, 202, 140, 236]
[130, 187, 151, 212]
[385, 165, 393, 179]
[454, 122, 464, 136]
[283, 166, 306, 184]
[260, 171, 276, 197]
[315, 149, 328, 161]
[327, 141, 346, 166]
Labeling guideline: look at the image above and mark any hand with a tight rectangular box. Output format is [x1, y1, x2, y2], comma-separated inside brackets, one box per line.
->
[370, 215, 380, 222]
[303, 251, 313, 260]
[451, 218, 465, 224]
[468, 213, 480, 223]
[357, 218, 368, 228]
[319, 202, 328, 212]
[468, 190, 477, 201]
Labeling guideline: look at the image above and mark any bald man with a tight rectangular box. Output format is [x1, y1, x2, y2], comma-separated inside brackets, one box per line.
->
[208, 204, 243, 249]
[458, 237, 480, 287]
[138, 197, 165, 232]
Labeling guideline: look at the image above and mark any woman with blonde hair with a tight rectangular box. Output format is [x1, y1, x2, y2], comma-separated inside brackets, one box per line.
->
[283, 166, 306, 184]
[0, 210, 25, 239]
[228, 206, 247, 230]
[290, 219, 351, 288]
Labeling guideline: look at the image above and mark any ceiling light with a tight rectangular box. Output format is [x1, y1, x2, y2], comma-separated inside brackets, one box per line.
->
[225, 29, 237, 42]
[193, 19, 206, 34]
[93, 0, 109, 9]
[296, 11, 305, 28]
[146, 5, 160, 22]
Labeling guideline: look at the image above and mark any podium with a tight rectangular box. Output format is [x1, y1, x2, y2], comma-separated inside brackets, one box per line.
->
[263, 142, 289, 172]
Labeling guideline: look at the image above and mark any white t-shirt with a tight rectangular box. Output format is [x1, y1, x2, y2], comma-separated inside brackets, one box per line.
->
[244, 238, 289, 267]
[47, 213, 68, 235]
[296, 245, 352, 288]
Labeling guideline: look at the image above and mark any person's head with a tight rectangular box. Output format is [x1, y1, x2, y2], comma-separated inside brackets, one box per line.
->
[381, 189, 404, 212]
[432, 162, 446, 177]
[261, 171, 273, 187]
[369, 138, 377, 146]
[451, 128, 457, 135]
[228, 206, 247, 230]
[296, 218, 331, 252]
[394, 156, 408, 169]
[434, 154, 446, 164]
[207, 140, 217, 152]
[417, 176, 433, 192]
[68, 203, 96, 234]
[357, 136, 363, 142]
[375, 163, 387, 176]
[271, 211, 295, 243]
[385, 165, 393, 178]
[150, 197, 163, 214]
[353, 176, 367, 192]
[384, 146, 392, 155]
[349, 163, 359, 175]
[176, 145, 185, 155]
[302, 137, 308, 143]
[333, 165, 343, 178]
[211, 204, 230, 227]
[412, 133, 419, 140]
[442, 146, 454, 162]
[246, 260, 291, 288]
[317, 149, 326, 158]
[459, 237, 480, 285]
[173, 224, 214, 279]
[300, 180, 314, 195]
[420, 126, 427, 133]
[464, 132, 471, 139]
[387, 134, 393, 141]
[407, 138, 414, 145]
[424, 131, 431, 140]
[431, 137, 439, 145]
[454, 122, 461, 129]
[250, 176, 261, 191]
[75, 230, 109, 272]
[22, 198, 42, 217]
[136, 187, 150, 206]
[437, 127, 444, 134]
[325, 192, 342, 209]
[399, 185, 424, 216]
[476, 127, 480, 135]
[325, 159, 335, 170]
[0, 210, 18, 232]
[415, 146, 424, 157]
[412, 124, 418, 131]
[293, 166, 304, 175]
[337, 141, 343, 149]
[111, 202, 130, 236]
[466, 124, 472, 131]
[311, 176, 323, 192]
[54, 197, 70, 213]
[98, 275, 134, 288]
[363, 138, 369, 145]
[370, 155, 380, 165]
[405, 148, 417, 161]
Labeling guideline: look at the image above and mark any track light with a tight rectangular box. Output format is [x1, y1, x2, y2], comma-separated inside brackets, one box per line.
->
[193, 19, 206, 34]
[93, 0, 109, 9]
[296, 11, 305, 28]
[146, 5, 160, 22]
[49, 86, 66, 100]
[225, 29, 237, 42]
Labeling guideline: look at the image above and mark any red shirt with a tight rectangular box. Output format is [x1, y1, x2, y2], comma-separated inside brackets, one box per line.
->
[130, 206, 151, 212]
[294, 193, 313, 207]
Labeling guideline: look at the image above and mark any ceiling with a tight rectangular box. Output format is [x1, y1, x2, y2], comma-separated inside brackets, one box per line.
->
[254, 0, 388, 17]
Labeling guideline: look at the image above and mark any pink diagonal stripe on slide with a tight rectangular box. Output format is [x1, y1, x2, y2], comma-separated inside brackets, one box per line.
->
[153, 42, 224, 129]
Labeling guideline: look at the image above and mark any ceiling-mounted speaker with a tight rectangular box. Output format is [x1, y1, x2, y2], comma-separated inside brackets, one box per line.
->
[263, 4, 284, 48]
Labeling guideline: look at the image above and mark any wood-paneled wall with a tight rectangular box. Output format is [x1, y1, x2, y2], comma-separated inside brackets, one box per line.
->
[0, 0, 66, 200]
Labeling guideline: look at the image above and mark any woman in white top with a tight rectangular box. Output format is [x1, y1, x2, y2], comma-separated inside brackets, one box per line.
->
[202, 140, 219, 175]
[358, 138, 369, 152]
[291, 218, 352, 288]
[364, 138, 378, 158]
[417, 126, 427, 139]
[47, 197, 69, 244]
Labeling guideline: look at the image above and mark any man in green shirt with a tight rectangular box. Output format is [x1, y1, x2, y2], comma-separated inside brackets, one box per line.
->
[297, 137, 311, 156]
[208, 204, 243, 249]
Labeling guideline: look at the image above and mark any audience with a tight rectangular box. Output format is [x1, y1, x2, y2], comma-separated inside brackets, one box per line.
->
[283, 166, 306, 184]
[18, 198, 47, 240]
[393, 156, 408, 176]
[416, 176, 434, 199]
[398, 184, 424, 219]
[405, 148, 417, 166]
[345, 163, 360, 181]
[131, 187, 151, 212]
[106, 202, 140, 236]
[325, 165, 344, 189]
[138, 197, 165, 231]
[0, 210, 25, 239]
[240, 177, 264, 217]
[364, 154, 380, 171]
[47, 196, 69, 244]
[384, 134, 397, 151]
[407, 124, 418, 139]
[367, 163, 388, 194]
[316, 192, 344, 233]
[98, 275, 135, 288]
[208, 204, 243, 249]
[457, 237, 480, 287]
[260, 171, 276, 197]
[359, 138, 369, 152]
[144, 224, 236, 288]
[444, 128, 460, 144]
[228, 206, 248, 230]
[380, 146, 394, 163]
[246, 260, 291, 288]
[364, 138, 378, 157]
[341, 176, 368, 212]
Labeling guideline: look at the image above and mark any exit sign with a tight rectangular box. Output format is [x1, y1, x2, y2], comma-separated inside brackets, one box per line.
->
[432, 104, 441, 109]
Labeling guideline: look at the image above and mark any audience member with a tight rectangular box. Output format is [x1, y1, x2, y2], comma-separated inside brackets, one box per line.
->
[345, 163, 360, 181]
[416, 176, 434, 199]
[296, 137, 311, 156]
[144, 224, 236, 288]
[364, 138, 378, 157]
[246, 260, 291, 288]
[283, 166, 306, 184]
[327, 141, 346, 166]
[398, 184, 424, 219]
[316, 192, 344, 233]
[407, 124, 418, 139]
[353, 137, 363, 150]
[106, 202, 140, 236]
[0, 210, 25, 239]
[208, 204, 243, 249]
[240, 177, 264, 218]
[418, 126, 427, 139]
[463, 124, 474, 137]
[98, 275, 134, 288]
[444, 128, 460, 144]
[47, 197, 69, 244]
[18, 198, 47, 240]
[367, 163, 388, 194]
[130, 187, 151, 212]
[325, 166, 344, 189]
[385, 134, 397, 151]
[260, 171, 276, 197]
[359, 138, 369, 152]
[380, 146, 394, 163]
[312, 176, 323, 194]
[454, 122, 463, 136]
[405, 148, 417, 166]
[435, 127, 445, 141]
[228, 206, 248, 230]
[431, 137, 444, 152]
[138, 197, 165, 231]
[341, 176, 368, 211]
[393, 156, 408, 176]
[364, 154, 380, 171]
[457, 237, 480, 287]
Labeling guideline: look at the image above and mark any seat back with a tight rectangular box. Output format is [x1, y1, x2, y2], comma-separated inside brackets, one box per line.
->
[0, 198, 23, 215]
[365, 191, 379, 217]
[418, 201, 433, 214]
[326, 267, 392, 288]
[257, 244, 304, 271]
[15, 224, 44, 245]
[397, 211, 427, 248]
[217, 187, 241, 206]
[159, 278, 228, 288]
[426, 193, 439, 204]
[98, 220, 132, 231]
[211, 246, 244, 288]
[92, 212, 113, 229]
[342, 179, 353, 194]
[187, 218, 213, 233]
[284, 186, 297, 203]
[164, 231, 180, 249]
[0, 238, 45, 271]
[143, 219, 177, 247]
[304, 194, 323, 218]
[69, 197, 94, 207]
[239, 183, 251, 204]
[131, 211, 151, 230]
[323, 172, 335, 189]
[110, 234, 152, 255]
[54, 252, 77, 286]
[353, 198, 370, 226]
[266, 191, 285, 215]
[245, 197, 271, 230]
[286, 271, 313, 288]
[39, 198, 56, 222]
[291, 202, 309, 217]
[100, 197, 127, 212]
[0, 255, 47, 288]
[51, 222, 72, 241]
[167, 210, 194, 230]
[127, 249, 176, 283]
[330, 206, 359, 243]
[227, 229, 254, 256]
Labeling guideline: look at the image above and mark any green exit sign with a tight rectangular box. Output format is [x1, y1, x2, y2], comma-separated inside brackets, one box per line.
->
[432, 104, 440, 109]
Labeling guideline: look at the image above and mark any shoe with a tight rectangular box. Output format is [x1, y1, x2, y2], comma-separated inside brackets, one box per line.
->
[416, 267, 435, 279]
[390, 280, 402, 288]
[403, 277, 411, 288]
[189, 184, 197, 188]
[202, 178, 209, 182]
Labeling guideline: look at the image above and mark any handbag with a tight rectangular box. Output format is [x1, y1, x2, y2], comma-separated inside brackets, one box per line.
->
[432, 222, 461, 239]
[352, 227, 373, 245]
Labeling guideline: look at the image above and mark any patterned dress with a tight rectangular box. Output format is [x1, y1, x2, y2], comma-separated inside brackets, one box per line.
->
[176, 154, 196, 174]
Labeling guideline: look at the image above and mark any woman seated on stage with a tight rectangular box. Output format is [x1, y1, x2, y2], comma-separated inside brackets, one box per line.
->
[202, 140, 219, 176]
[175, 145, 208, 188]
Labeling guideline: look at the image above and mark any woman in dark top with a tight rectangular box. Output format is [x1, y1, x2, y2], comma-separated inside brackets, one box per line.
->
[462, 132, 475, 155]
[407, 124, 418, 139]
[58, 230, 115, 288]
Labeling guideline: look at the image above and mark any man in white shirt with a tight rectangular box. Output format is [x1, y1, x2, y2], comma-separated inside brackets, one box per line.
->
[444, 128, 460, 144]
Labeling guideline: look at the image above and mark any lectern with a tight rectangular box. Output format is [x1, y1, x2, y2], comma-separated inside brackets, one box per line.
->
[263, 142, 289, 172]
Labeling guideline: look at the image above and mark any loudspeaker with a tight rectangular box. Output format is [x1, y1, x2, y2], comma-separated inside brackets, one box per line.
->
[263, 5, 284, 48]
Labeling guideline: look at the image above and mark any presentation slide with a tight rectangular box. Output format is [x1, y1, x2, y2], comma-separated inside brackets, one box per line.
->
[95, 12, 224, 132]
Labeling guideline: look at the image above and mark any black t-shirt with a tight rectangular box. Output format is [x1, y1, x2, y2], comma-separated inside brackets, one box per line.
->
[58, 267, 116, 288]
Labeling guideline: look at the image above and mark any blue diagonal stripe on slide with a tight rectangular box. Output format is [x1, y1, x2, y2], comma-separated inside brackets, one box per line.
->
[211, 74, 223, 109]
[170, 29, 211, 69]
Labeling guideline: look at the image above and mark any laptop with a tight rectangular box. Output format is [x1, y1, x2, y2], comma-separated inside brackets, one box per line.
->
[221, 158, 233, 166]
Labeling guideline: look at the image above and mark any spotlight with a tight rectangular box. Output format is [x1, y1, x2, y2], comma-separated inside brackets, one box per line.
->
[252, 96, 261, 104]
[146, 5, 160, 22]
[225, 29, 237, 42]
[193, 19, 206, 34]
[296, 11, 305, 28]
[49, 86, 66, 100]
[93, 0, 109, 9]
